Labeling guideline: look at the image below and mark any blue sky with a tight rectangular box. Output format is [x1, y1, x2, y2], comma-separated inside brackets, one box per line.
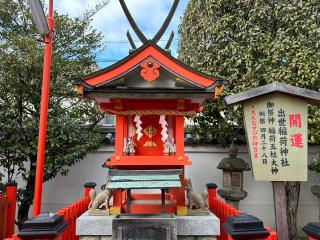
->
[55, 0, 189, 68]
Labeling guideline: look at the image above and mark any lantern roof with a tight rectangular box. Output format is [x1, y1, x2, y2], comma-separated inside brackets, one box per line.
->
[75, 41, 225, 100]
[223, 82, 320, 107]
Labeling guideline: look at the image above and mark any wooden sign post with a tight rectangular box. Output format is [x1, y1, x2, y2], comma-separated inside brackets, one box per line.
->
[224, 82, 320, 240]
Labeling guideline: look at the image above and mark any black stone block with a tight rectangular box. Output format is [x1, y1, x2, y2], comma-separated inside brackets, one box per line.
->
[5, 181, 17, 187]
[206, 183, 218, 189]
[223, 213, 269, 240]
[17, 213, 67, 240]
[84, 182, 96, 188]
[303, 222, 320, 239]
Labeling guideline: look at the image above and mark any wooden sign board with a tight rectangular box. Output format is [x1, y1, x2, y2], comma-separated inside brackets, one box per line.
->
[243, 93, 308, 181]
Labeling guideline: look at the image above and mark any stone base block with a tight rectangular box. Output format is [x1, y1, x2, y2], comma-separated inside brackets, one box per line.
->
[77, 211, 219, 239]
[176, 214, 219, 236]
[77, 212, 114, 236]
[80, 237, 214, 240]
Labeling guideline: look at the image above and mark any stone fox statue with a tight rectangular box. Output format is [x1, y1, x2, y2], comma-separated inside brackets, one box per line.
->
[88, 177, 113, 210]
[184, 178, 207, 210]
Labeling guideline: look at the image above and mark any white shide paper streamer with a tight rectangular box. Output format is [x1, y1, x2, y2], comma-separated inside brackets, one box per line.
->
[159, 115, 168, 142]
[134, 115, 143, 140]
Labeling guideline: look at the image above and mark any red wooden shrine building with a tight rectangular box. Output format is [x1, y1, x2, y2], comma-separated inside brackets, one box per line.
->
[75, 40, 225, 215]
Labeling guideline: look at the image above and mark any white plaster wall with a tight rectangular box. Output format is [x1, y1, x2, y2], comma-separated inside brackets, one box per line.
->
[9, 145, 320, 235]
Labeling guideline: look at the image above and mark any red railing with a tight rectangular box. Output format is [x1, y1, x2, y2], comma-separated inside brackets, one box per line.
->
[0, 183, 17, 239]
[0, 193, 8, 239]
[207, 185, 277, 240]
[264, 227, 278, 240]
[56, 199, 90, 240]
[4, 234, 20, 240]
[55, 187, 91, 240]
[211, 197, 240, 240]
[4, 184, 92, 240]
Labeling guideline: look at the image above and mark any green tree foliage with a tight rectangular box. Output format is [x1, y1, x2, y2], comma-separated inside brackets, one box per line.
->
[0, 0, 107, 226]
[178, 1, 320, 239]
[178, 0, 320, 146]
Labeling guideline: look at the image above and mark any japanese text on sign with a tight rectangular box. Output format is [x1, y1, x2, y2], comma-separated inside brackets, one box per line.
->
[244, 94, 307, 181]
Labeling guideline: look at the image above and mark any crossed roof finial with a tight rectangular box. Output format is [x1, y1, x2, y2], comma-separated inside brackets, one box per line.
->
[119, 0, 179, 50]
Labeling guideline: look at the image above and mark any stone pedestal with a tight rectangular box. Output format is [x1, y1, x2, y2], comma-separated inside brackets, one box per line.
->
[223, 213, 270, 239]
[79, 237, 213, 240]
[303, 221, 320, 239]
[17, 213, 67, 240]
[76, 211, 219, 240]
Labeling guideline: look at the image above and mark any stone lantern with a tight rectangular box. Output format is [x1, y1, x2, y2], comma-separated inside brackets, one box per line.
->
[217, 142, 251, 209]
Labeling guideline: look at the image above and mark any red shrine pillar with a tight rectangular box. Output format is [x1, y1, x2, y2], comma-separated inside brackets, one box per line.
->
[175, 116, 184, 157]
[110, 114, 124, 215]
[175, 116, 186, 209]
[115, 115, 124, 159]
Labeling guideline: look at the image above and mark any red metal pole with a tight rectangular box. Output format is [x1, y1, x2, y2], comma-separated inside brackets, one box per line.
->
[5, 182, 17, 238]
[33, 0, 54, 216]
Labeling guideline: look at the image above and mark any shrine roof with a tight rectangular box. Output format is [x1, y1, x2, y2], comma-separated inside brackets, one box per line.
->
[223, 82, 320, 107]
[75, 41, 225, 96]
